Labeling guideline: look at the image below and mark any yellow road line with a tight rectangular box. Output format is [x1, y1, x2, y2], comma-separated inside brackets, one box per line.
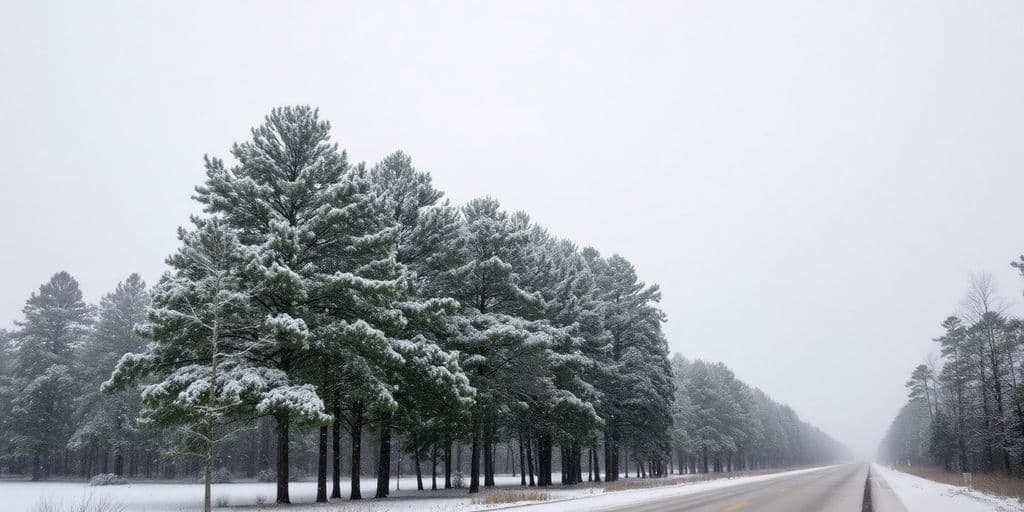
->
[721, 499, 750, 512]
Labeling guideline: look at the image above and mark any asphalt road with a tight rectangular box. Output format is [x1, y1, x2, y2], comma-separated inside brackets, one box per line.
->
[598, 464, 870, 512]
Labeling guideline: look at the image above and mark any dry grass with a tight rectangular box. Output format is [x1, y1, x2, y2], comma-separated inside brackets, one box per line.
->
[328, 505, 379, 512]
[470, 489, 552, 505]
[32, 496, 125, 512]
[893, 465, 1024, 502]
[602, 467, 809, 492]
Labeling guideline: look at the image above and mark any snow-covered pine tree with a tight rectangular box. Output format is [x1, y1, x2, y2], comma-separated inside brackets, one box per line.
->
[364, 151, 475, 498]
[583, 250, 673, 480]
[934, 316, 970, 472]
[0, 329, 12, 375]
[9, 271, 93, 480]
[104, 218, 329, 512]
[70, 274, 150, 477]
[0, 329, 12, 470]
[519, 228, 604, 485]
[194, 106, 412, 503]
[440, 197, 562, 493]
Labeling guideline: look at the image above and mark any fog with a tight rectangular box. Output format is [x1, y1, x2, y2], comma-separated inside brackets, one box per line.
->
[3, 0, 1023, 458]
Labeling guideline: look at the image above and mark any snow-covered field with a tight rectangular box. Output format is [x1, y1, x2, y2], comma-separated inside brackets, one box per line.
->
[0, 468, 828, 512]
[3, 474, 583, 512]
[873, 464, 1024, 512]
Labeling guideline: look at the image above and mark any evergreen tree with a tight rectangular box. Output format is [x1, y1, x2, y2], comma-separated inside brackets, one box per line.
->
[584, 249, 674, 480]
[929, 410, 957, 471]
[70, 274, 150, 477]
[906, 364, 936, 421]
[935, 316, 970, 471]
[194, 105, 409, 503]
[520, 230, 603, 485]
[104, 218, 330, 512]
[367, 151, 474, 498]
[443, 197, 556, 492]
[9, 272, 93, 480]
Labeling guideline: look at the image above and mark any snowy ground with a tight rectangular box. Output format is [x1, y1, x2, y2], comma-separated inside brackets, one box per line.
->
[3, 474, 588, 512]
[873, 464, 1024, 512]
[0, 467, 832, 512]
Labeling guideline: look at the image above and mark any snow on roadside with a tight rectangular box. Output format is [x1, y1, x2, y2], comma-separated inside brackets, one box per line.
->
[872, 464, 1024, 512]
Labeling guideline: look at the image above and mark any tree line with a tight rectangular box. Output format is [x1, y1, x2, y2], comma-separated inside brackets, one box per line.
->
[879, 266, 1024, 476]
[671, 357, 847, 474]
[0, 106, 847, 510]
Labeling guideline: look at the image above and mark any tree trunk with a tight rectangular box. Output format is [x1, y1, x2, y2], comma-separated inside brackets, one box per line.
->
[483, 417, 495, 487]
[350, 402, 363, 500]
[537, 434, 551, 486]
[316, 425, 328, 502]
[204, 420, 213, 512]
[576, 446, 583, 483]
[519, 433, 527, 486]
[275, 412, 290, 504]
[204, 324, 219, 512]
[416, 454, 424, 490]
[331, 400, 342, 499]
[375, 421, 391, 498]
[432, 445, 438, 490]
[526, 434, 536, 486]
[469, 414, 481, 493]
[445, 438, 453, 489]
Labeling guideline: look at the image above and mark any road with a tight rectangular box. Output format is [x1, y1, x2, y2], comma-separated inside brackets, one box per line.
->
[599, 464, 870, 512]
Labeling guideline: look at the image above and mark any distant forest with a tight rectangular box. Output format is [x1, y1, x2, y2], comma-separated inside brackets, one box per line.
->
[880, 269, 1024, 475]
[0, 106, 847, 505]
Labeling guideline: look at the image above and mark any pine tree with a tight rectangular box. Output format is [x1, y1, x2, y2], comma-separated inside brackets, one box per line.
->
[906, 364, 936, 422]
[520, 230, 603, 485]
[929, 410, 956, 471]
[104, 218, 330, 512]
[584, 250, 674, 480]
[70, 274, 150, 477]
[0, 329, 13, 470]
[367, 151, 474, 498]
[935, 316, 970, 471]
[10, 272, 93, 480]
[194, 106, 409, 503]
[443, 197, 557, 492]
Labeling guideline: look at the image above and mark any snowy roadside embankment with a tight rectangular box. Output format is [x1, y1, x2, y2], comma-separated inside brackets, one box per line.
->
[872, 464, 1024, 512]
[505, 466, 835, 512]
[0, 467, 835, 512]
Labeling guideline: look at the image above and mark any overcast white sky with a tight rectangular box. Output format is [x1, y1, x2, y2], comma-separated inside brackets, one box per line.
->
[3, 0, 1024, 457]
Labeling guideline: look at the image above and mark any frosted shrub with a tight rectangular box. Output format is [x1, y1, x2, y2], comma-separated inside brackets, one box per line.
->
[212, 467, 233, 483]
[452, 471, 464, 488]
[256, 469, 275, 482]
[88, 473, 129, 486]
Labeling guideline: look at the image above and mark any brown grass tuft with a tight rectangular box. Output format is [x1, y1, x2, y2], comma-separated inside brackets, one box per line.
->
[470, 489, 552, 505]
